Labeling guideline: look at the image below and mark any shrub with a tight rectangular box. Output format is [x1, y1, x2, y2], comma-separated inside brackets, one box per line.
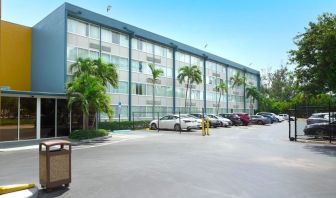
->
[99, 120, 151, 131]
[69, 129, 109, 140]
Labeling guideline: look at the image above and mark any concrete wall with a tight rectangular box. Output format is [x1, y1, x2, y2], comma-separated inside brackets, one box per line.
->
[0, 21, 31, 91]
[31, 4, 66, 93]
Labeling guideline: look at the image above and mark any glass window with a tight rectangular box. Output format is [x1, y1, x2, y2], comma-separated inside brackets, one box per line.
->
[111, 55, 119, 65]
[132, 83, 146, 95]
[0, 97, 18, 141]
[101, 53, 111, 63]
[137, 40, 143, 51]
[132, 60, 139, 72]
[57, 99, 69, 137]
[120, 34, 128, 47]
[19, 98, 36, 140]
[89, 50, 99, 60]
[78, 48, 89, 59]
[67, 47, 77, 61]
[146, 43, 153, 54]
[119, 57, 129, 70]
[154, 45, 163, 56]
[101, 28, 112, 43]
[167, 49, 173, 59]
[89, 24, 100, 39]
[166, 67, 172, 78]
[112, 32, 120, 44]
[156, 85, 166, 97]
[71, 103, 83, 131]
[67, 18, 88, 36]
[41, 99, 55, 138]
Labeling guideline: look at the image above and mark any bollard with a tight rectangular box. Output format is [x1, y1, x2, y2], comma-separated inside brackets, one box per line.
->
[206, 119, 210, 136]
[157, 112, 160, 132]
[202, 118, 205, 136]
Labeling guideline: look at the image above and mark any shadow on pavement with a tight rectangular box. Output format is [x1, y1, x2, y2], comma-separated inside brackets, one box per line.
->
[38, 186, 69, 198]
[304, 144, 336, 157]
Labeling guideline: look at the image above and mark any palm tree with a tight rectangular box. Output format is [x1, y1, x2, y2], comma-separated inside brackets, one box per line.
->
[177, 65, 202, 113]
[148, 64, 163, 119]
[67, 58, 118, 129]
[230, 71, 246, 112]
[216, 81, 228, 114]
[246, 86, 260, 115]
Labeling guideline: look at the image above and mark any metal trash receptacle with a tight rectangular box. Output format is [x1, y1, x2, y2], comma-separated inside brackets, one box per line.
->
[39, 140, 71, 190]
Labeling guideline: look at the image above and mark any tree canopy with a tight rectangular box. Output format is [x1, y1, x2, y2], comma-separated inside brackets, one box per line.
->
[289, 13, 336, 95]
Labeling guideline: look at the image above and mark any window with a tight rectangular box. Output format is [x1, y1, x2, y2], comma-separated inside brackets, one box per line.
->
[120, 34, 128, 47]
[154, 45, 163, 56]
[111, 81, 128, 94]
[89, 51, 99, 59]
[112, 32, 120, 44]
[146, 43, 153, 54]
[167, 49, 173, 59]
[111, 55, 119, 65]
[0, 97, 18, 141]
[67, 18, 88, 36]
[132, 83, 146, 95]
[101, 28, 112, 43]
[166, 67, 172, 78]
[89, 24, 100, 39]
[78, 48, 89, 58]
[137, 40, 143, 51]
[19, 98, 36, 140]
[119, 57, 129, 70]
[101, 53, 111, 63]
[156, 85, 166, 97]
[67, 47, 77, 61]
[56, 99, 70, 137]
[41, 99, 55, 138]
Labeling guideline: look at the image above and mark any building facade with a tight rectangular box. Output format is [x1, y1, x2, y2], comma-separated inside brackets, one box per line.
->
[0, 3, 260, 142]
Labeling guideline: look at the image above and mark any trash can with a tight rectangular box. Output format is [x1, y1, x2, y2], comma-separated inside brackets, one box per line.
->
[39, 140, 71, 190]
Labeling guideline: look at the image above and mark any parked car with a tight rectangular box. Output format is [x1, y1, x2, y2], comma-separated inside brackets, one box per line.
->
[235, 113, 250, 126]
[256, 112, 278, 123]
[278, 114, 295, 121]
[149, 115, 198, 131]
[219, 113, 242, 126]
[304, 121, 336, 137]
[216, 115, 233, 126]
[190, 113, 220, 128]
[207, 114, 230, 127]
[186, 114, 202, 128]
[250, 115, 270, 125]
[307, 113, 336, 125]
[274, 114, 284, 122]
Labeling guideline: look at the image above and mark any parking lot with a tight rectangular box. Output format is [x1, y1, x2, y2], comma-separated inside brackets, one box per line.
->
[1, 122, 336, 198]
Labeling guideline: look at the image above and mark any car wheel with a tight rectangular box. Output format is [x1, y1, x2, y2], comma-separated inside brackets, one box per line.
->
[315, 129, 327, 137]
[174, 124, 181, 131]
[257, 120, 263, 125]
[150, 123, 157, 130]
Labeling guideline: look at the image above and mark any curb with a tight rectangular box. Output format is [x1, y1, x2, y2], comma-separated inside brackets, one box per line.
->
[0, 187, 38, 198]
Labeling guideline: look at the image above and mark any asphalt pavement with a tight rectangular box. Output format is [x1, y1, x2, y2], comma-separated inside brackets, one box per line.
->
[0, 122, 335, 198]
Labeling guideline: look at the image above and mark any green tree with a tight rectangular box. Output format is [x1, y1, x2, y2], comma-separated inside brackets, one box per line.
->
[215, 81, 228, 114]
[67, 58, 118, 129]
[289, 13, 336, 95]
[148, 64, 163, 119]
[230, 71, 246, 111]
[177, 65, 202, 113]
[246, 86, 260, 114]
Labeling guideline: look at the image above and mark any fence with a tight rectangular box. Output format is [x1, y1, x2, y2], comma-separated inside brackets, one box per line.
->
[288, 103, 336, 143]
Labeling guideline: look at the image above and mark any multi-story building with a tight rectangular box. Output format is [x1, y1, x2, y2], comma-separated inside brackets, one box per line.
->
[0, 3, 260, 142]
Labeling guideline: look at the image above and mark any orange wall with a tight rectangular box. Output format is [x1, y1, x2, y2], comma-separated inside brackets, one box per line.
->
[0, 21, 31, 91]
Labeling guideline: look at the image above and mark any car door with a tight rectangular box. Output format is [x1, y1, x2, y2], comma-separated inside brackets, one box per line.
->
[159, 116, 169, 129]
[166, 116, 177, 129]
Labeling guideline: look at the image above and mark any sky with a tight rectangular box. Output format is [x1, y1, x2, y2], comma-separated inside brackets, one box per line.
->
[2, 0, 336, 72]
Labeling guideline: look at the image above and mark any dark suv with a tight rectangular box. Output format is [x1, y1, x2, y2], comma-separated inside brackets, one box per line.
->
[219, 113, 242, 126]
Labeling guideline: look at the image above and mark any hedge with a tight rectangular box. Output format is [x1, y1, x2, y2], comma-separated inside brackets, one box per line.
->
[69, 129, 109, 140]
[99, 120, 151, 131]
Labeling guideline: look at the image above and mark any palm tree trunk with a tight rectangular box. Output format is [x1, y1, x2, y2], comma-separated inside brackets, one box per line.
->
[83, 113, 89, 130]
[91, 111, 97, 129]
[152, 82, 155, 119]
[189, 85, 192, 113]
[185, 80, 189, 112]
[217, 94, 221, 114]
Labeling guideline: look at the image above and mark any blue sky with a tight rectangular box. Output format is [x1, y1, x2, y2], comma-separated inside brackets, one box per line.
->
[2, 0, 336, 71]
